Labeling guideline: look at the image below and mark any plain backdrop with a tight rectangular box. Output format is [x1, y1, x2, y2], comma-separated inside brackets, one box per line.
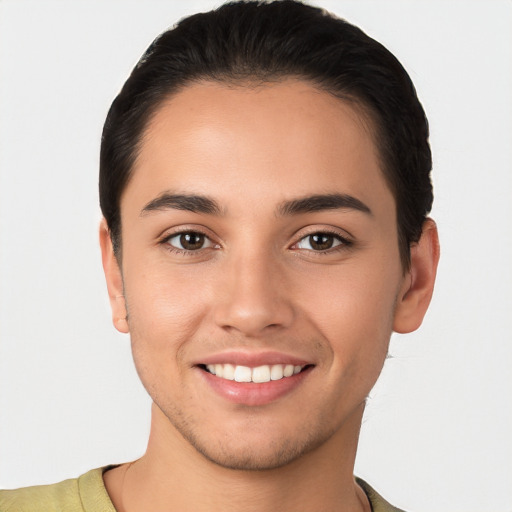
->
[1, 1, 511, 511]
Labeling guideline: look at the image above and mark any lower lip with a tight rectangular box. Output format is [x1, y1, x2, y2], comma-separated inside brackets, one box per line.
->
[198, 367, 312, 406]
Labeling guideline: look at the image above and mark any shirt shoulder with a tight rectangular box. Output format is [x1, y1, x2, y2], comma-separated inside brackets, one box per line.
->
[356, 477, 407, 512]
[0, 467, 117, 512]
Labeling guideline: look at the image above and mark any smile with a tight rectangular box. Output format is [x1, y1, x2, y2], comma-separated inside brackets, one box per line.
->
[198, 358, 313, 405]
[204, 363, 305, 383]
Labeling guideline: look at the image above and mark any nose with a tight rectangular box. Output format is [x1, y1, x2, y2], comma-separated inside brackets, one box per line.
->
[212, 250, 294, 337]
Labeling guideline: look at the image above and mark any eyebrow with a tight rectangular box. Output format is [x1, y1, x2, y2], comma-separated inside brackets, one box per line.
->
[140, 191, 372, 218]
[140, 193, 223, 216]
[277, 193, 372, 216]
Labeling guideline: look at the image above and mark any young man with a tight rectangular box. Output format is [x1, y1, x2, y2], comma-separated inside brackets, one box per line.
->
[0, 1, 439, 510]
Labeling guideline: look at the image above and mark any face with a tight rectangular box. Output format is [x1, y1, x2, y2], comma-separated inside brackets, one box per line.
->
[107, 80, 412, 470]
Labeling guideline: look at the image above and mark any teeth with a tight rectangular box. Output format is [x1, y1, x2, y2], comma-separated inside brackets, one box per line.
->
[223, 364, 235, 380]
[270, 364, 283, 380]
[252, 365, 271, 383]
[234, 365, 252, 382]
[284, 364, 294, 377]
[204, 363, 305, 383]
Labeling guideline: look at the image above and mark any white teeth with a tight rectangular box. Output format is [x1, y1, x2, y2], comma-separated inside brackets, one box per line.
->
[204, 363, 305, 383]
[234, 365, 252, 382]
[270, 364, 284, 380]
[252, 365, 271, 383]
[223, 363, 235, 380]
[283, 364, 294, 377]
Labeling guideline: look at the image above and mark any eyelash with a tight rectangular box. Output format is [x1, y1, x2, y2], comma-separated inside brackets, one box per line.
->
[159, 229, 218, 256]
[291, 229, 353, 255]
[158, 228, 353, 256]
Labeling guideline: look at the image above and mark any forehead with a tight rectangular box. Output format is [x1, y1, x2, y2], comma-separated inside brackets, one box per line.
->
[124, 79, 391, 215]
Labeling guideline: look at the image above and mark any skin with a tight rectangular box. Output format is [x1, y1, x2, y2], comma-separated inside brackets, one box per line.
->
[100, 80, 439, 512]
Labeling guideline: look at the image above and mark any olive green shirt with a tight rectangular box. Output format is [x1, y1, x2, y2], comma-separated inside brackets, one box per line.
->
[0, 468, 405, 511]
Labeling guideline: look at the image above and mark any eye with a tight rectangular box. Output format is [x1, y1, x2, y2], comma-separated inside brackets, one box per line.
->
[295, 232, 346, 251]
[165, 231, 215, 251]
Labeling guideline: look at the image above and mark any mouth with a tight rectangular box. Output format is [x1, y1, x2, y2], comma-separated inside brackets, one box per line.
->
[195, 352, 314, 405]
[200, 363, 310, 383]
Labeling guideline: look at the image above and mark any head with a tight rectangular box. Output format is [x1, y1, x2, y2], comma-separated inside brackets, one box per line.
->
[100, 0, 432, 270]
[98, 0, 439, 472]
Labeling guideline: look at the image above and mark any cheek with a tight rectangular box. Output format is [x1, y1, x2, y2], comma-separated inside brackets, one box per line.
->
[297, 260, 401, 370]
[122, 262, 212, 379]
[124, 260, 209, 329]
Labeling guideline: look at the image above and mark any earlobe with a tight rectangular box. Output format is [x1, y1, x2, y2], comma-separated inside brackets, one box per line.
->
[99, 219, 129, 334]
[393, 219, 440, 334]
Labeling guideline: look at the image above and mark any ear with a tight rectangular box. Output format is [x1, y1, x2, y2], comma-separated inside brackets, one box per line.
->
[393, 218, 440, 334]
[99, 218, 129, 334]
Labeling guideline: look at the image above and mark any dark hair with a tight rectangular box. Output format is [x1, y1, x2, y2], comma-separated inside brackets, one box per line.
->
[100, 0, 433, 268]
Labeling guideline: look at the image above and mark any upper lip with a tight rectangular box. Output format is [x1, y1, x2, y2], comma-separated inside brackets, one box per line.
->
[196, 351, 312, 368]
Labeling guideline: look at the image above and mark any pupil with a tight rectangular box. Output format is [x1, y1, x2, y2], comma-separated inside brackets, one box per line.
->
[180, 233, 204, 250]
[310, 234, 333, 250]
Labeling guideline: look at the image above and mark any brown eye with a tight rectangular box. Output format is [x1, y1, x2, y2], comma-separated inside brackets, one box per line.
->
[166, 232, 214, 251]
[295, 232, 345, 251]
[180, 233, 205, 250]
[309, 234, 334, 250]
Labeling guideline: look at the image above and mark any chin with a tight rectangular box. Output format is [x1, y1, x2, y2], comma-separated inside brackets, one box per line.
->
[172, 412, 332, 472]
[191, 436, 320, 472]
[150, 384, 364, 472]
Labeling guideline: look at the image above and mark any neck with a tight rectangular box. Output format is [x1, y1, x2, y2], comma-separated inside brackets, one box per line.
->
[105, 402, 369, 512]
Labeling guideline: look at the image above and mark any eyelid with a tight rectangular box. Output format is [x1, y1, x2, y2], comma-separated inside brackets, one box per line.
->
[290, 226, 354, 252]
[158, 224, 217, 241]
[295, 234, 343, 250]
[167, 232, 215, 250]
[158, 225, 221, 253]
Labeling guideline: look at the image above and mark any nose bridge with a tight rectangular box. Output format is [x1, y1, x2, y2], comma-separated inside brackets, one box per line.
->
[213, 244, 293, 335]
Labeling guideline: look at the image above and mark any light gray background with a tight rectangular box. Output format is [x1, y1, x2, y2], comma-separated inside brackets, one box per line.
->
[1, 1, 511, 511]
